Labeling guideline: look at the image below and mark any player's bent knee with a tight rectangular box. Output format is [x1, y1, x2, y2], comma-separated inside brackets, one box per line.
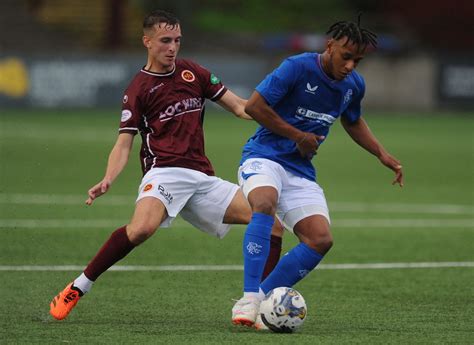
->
[250, 199, 276, 215]
[318, 234, 334, 253]
[305, 232, 333, 255]
[126, 223, 158, 245]
[247, 186, 278, 215]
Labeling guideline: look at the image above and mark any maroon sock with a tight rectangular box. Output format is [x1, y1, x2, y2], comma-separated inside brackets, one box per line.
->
[261, 234, 282, 281]
[83, 226, 135, 281]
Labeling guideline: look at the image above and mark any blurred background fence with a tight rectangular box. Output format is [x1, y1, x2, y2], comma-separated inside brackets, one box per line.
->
[0, 0, 473, 110]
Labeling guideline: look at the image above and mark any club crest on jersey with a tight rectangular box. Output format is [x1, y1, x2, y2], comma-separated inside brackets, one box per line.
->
[344, 89, 353, 103]
[123, 94, 128, 103]
[181, 70, 195, 82]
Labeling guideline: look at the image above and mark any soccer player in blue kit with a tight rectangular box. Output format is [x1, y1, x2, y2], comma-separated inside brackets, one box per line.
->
[232, 18, 404, 327]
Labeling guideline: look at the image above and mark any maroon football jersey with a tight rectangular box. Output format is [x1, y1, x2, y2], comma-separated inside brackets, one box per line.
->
[120, 59, 228, 176]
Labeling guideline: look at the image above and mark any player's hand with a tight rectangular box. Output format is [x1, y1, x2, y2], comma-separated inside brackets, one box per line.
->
[85, 180, 111, 205]
[379, 153, 403, 187]
[296, 132, 325, 159]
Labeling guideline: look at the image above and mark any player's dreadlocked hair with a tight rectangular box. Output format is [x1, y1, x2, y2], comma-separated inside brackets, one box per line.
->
[326, 13, 377, 51]
[143, 10, 180, 31]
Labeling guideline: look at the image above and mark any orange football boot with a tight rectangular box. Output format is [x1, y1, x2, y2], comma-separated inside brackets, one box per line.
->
[49, 283, 83, 320]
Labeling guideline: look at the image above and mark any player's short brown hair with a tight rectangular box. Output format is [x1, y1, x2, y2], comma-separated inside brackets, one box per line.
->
[143, 10, 180, 31]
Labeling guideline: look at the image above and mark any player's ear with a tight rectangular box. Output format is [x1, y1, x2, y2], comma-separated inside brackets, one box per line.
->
[326, 39, 335, 54]
[143, 35, 151, 49]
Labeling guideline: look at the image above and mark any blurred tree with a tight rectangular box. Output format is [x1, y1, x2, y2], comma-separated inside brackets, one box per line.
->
[104, 0, 125, 49]
[194, 0, 354, 33]
[12, 0, 471, 54]
[381, 0, 474, 52]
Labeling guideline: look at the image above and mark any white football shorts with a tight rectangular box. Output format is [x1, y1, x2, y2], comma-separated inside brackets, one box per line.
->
[238, 158, 330, 232]
[137, 167, 239, 239]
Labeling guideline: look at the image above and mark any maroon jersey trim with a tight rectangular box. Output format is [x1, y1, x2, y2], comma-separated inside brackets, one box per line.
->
[210, 86, 226, 101]
[119, 127, 138, 133]
[141, 115, 156, 170]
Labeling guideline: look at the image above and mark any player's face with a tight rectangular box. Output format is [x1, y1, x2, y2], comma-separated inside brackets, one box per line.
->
[326, 37, 366, 81]
[143, 23, 181, 72]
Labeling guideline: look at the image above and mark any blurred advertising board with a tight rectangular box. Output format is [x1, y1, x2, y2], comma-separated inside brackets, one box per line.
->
[0, 56, 132, 108]
[0, 55, 262, 109]
[438, 60, 474, 108]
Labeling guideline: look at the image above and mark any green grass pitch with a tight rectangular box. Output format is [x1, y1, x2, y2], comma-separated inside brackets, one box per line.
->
[0, 109, 473, 344]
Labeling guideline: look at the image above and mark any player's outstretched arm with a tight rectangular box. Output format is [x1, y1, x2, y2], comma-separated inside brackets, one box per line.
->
[245, 91, 325, 158]
[341, 116, 403, 187]
[217, 90, 253, 120]
[86, 133, 135, 205]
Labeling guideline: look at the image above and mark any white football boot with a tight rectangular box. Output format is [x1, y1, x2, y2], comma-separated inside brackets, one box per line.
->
[231, 296, 260, 327]
[254, 313, 269, 331]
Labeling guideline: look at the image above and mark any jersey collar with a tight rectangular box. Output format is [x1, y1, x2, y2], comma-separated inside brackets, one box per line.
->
[141, 63, 176, 77]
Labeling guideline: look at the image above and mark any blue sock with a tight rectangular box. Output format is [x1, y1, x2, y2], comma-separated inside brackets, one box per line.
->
[260, 242, 324, 294]
[243, 212, 274, 292]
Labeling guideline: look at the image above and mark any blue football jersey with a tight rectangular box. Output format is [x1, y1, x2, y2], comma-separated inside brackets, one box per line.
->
[241, 52, 366, 181]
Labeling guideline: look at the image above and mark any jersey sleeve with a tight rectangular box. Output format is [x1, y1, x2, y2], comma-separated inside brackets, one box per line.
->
[190, 61, 228, 102]
[256, 57, 300, 106]
[342, 75, 366, 123]
[119, 84, 142, 135]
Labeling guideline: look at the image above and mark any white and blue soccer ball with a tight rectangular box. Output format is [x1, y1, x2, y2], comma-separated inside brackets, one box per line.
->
[259, 287, 307, 333]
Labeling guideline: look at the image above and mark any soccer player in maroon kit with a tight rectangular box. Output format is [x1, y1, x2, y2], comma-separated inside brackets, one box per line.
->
[49, 10, 282, 321]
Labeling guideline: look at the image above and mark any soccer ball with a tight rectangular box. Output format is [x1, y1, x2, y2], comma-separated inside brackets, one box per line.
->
[259, 287, 307, 333]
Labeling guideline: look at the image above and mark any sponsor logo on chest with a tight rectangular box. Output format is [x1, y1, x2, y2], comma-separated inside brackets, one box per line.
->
[295, 107, 336, 126]
[159, 97, 202, 121]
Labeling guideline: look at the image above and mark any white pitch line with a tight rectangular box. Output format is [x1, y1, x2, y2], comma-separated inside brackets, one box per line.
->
[1, 130, 115, 143]
[0, 219, 125, 229]
[0, 193, 133, 206]
[0, 262, 473, 272]
[318, 262, 474, 269]
[335, 219, 474, 228]
[0, 218, 472, 229]
[0, 193, 472, 215]
[330, 201, 474, 215]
